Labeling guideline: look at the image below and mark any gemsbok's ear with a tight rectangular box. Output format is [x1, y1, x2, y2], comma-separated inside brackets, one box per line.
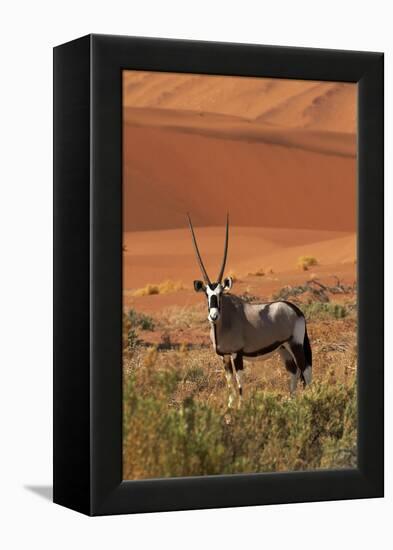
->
[223, 276, 233, 291]
[194, 280, 205, 292]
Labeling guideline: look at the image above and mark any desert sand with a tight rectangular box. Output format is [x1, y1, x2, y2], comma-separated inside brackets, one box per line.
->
[123, 226, 356, 312]
[124, 122, 356, 232]
[123, 72, 356, 133]
[123, 73, 356, 233]
[122, 71, 357, 311]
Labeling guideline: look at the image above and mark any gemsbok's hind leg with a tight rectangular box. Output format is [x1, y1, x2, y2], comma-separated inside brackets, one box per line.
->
[223, 356, 236, 409]
[279, 346, 300, 394]
[286, 338, 312, 389]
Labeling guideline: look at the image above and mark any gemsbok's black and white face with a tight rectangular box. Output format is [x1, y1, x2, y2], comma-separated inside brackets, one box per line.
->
[187, 213, 231, 323]
[194, 278, 233, 323]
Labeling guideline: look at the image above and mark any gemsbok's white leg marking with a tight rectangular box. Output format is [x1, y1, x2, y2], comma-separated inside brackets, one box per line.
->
[224, 357, 235, 409]
[230, 355, 243, 409]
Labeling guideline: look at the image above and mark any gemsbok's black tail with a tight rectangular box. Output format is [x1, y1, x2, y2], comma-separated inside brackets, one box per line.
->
[297, 325, 313, 387]
[304, 327, 312, 367]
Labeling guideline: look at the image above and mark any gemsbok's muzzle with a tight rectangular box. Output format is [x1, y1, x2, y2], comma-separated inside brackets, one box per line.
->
[208, 294, 219, 322]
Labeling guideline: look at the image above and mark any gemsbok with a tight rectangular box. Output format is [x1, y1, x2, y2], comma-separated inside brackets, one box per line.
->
[187, 214, 312, 408]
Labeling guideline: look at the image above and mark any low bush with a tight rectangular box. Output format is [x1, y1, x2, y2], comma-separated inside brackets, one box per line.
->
[123, 351, 357, 480]
[297, 256, 318, 271]
[133, 280, 185, 297]
[272, 278, 356, 303]
[127, 328, 140, 352]
[127, 308, 155, 331]
[301, 302, 348, 320]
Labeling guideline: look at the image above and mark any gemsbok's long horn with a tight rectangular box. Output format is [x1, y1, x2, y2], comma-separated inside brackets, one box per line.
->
[187, 213, 211, 285]
[217, 213, 229, 283]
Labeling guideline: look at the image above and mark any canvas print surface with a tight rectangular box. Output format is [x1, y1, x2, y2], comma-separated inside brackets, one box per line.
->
[122, 71, 357, 480]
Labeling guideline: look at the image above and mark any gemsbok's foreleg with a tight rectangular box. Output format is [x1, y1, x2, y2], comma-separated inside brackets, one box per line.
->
[230, 353, 244, 409]
[223, 356, 236, 409]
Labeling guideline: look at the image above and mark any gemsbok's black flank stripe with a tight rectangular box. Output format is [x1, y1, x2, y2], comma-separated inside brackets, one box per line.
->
[242, 341, 286, 358]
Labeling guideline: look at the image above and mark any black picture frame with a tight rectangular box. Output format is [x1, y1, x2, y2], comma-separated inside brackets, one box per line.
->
[53, 34, 384, 516]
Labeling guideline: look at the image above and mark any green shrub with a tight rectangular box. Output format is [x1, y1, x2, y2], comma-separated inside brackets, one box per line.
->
[127, 329, 140, 352]
[301, 302, 348, 320]
[123, 360, 357, 479]
[127, 308, 155, 331]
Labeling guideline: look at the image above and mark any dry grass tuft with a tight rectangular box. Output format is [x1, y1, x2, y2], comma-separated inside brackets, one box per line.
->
[248, 268, 265, 277]
[297, 256, 318, 271]
[160, 304, 206, 330]
[133, 279, 185, 297]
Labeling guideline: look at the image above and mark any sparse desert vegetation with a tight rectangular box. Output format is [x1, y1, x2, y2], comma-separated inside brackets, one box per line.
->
[248, 267, 265, 277]
[247, 267, 274, 277]
[297, 255, 318, 271]
[123, 277, 357, 480]
[132, 279, 185, 297]
[127, 308, 156, 330]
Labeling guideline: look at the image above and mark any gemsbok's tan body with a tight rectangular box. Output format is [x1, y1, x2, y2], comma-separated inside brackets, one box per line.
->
[188, 214, 312, 408]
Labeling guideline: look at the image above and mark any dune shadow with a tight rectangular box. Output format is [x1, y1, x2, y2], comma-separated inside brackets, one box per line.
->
[24, 485, 52, 501]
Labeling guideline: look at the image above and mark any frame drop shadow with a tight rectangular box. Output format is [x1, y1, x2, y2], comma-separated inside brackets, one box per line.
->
[24, 485, 52, 501]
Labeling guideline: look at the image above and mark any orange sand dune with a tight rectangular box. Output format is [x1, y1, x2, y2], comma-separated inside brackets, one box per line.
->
[124, 107, 355, 157]
[235, 233, 356, 274]
[123, 124, 356, 232]
[123, 226, 355, 290]
[257, 81, 357, 132]
[123, 72, 356, 133]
